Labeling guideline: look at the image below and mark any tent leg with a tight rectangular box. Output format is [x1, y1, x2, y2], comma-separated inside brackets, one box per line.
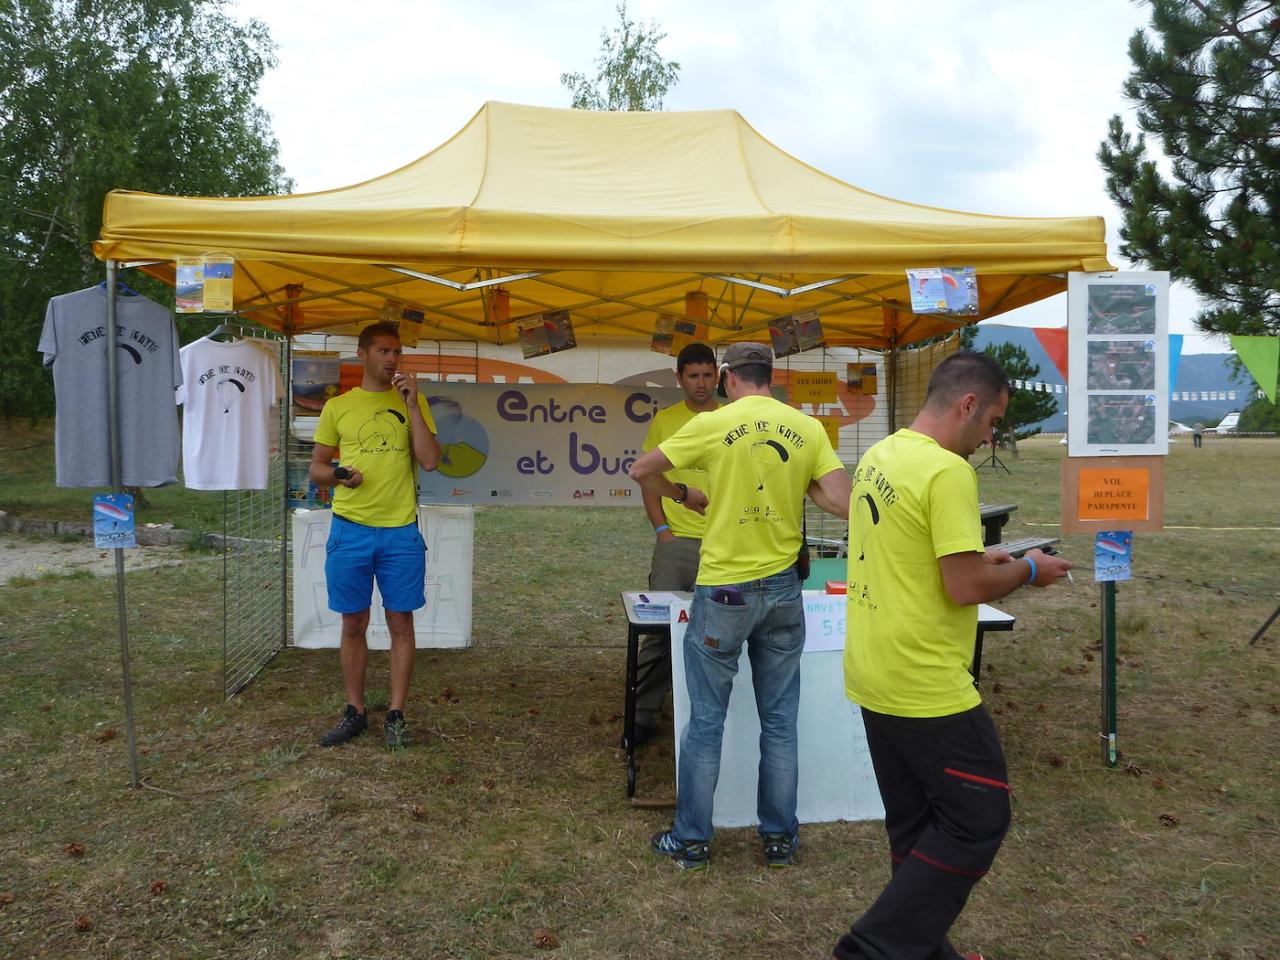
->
[105, 259, 142, 789]
[281, 333, 292, 650]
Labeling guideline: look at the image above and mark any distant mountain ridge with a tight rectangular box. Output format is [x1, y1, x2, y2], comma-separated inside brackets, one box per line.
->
[967, 325, 1249, 431]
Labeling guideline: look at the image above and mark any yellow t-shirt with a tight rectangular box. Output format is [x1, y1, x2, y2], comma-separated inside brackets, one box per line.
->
[643, 400, 712, 539]
[314, 388, 436, 527]
[843, 429, 985, 718]
[660, 394, 844, 585]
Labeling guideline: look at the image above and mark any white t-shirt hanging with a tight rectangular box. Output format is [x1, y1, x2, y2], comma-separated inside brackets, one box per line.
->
[177, 337, 281, 490]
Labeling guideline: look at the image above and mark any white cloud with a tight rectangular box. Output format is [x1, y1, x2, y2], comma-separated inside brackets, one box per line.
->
[241, 0, 1220, 350]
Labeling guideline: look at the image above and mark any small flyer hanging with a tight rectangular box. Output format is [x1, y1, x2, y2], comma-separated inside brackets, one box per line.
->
[175, 257, 204, 313]
[201, 255, 235, 313]
[93, 493, 137, 548]
[769, 310, 824, 358]
[291, 350, 342, 416]
[650, 314, 676, 355]
[906, 267, 979, 316]
[517, 316, 551, 359]
[847, 362, 878, 395]
[542, 310, 577, 354]
[399, 308, 426, 348]
[1093, 530, 1133, 582]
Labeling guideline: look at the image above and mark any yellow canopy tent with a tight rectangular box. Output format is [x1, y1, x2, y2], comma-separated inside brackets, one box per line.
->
[94, 101, 1113, 347]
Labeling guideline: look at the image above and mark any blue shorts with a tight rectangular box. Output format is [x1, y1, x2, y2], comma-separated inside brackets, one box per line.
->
[324, 514, 426, 614]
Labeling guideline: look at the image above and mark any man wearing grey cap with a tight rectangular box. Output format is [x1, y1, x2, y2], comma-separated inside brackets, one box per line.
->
[629, 342, 851, 870]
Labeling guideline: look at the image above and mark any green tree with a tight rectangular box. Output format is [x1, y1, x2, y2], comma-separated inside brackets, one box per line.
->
[1238, 393, 1280, 431]
[561, 1, 680, 111]
[938, 329, 1060, 455]
[1098, 0, 1280, 337]
[983, 342, 1059, 457]
[0, 0, 292, 418]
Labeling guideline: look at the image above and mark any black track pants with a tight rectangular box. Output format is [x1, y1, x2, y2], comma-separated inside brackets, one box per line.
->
[831, 705, 1012, 960]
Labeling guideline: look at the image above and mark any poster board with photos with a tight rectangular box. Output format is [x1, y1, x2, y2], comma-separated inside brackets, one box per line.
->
[1067, 271, 1169, 457]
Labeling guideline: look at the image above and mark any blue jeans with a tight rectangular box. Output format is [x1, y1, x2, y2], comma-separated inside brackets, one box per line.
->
[674, 567, 805, 842]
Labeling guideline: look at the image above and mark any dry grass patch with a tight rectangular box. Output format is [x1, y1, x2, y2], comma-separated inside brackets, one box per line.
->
[1, 439, 1276, 959]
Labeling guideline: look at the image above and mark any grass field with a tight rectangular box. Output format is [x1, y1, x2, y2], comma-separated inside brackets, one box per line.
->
[1, 427, 1277, 959]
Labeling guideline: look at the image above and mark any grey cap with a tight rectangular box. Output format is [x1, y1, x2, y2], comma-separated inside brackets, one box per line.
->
[721, 341, 773, 370]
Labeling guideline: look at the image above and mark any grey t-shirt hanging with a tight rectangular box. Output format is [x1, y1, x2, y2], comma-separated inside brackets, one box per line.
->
[38, 286, 182, 487]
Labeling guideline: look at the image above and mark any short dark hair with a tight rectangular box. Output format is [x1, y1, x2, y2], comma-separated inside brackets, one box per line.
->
[731, 363, 772, 388]
[676, 342, 716, 373]
[923, 351, 1010, 411]
[358, 321, 401, 351]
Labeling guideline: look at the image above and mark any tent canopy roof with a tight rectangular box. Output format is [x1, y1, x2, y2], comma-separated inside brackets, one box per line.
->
[95, 101, 1113, 347]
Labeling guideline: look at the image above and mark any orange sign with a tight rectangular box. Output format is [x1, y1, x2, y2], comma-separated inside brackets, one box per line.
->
[817, 415, 841, 449]
[791, 372, 838, 404]
[1077, 468, 1150, 521]
[1061, 456, 1164, 533]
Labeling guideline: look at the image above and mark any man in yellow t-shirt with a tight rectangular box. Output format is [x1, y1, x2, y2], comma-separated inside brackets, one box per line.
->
[631, 342, 719, 747]
[831, 351, 1072, 960]
[630, 342, 851, 871]
[309, 323, 440, 751]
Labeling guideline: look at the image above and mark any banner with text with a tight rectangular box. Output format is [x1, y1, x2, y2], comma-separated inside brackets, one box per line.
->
[419, 382, 686, 506]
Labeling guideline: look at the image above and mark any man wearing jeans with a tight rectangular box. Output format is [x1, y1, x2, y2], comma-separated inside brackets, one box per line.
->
[832, 352, 1071, 960]
[629, 342, 850, 870]
[631, 341, 719, 747]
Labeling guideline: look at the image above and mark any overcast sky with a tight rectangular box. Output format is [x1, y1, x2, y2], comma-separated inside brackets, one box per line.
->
[247, 0, 1224, 353]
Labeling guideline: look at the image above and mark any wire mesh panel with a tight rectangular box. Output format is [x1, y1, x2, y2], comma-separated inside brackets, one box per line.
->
[892, 334, 960, 428]
[775, 346, 889, 557]
[222, 332, 289, 699]
[779, 335, 962, 557]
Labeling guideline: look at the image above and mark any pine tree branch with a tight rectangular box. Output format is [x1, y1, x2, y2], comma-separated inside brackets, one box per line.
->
[1184, 0, 1280, 71]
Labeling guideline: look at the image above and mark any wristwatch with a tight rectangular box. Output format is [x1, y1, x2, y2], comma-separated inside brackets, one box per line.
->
[672, 482, 688, 504]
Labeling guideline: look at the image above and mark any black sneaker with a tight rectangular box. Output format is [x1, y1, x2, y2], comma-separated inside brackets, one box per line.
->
[384, 710, 410, 750]
[320, 704, 367, 746]
[762, 832, 798, 868]
[650, 829, 709, 870]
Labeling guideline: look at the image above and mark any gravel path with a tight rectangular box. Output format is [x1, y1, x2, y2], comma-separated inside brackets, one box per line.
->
[0, 532, 202, 585]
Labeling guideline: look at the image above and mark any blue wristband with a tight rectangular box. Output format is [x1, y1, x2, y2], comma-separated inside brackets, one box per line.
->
[654, 524, 670, 535]
[1024, 556, 1037, 585]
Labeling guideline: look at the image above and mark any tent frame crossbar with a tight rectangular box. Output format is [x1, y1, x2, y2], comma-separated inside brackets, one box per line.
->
[384, 265, 546, 291]
[710, 274, 859, 298]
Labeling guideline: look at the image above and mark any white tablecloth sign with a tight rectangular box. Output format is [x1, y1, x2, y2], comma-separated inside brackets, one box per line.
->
[292, 505, 473, 649]
[670, 593, 885, 828]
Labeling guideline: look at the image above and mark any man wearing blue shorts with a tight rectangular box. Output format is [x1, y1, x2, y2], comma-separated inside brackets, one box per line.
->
[309, 322, 440, 749]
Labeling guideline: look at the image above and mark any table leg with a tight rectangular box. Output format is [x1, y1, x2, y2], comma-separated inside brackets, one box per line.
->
[624, 623, 638, 798]
[971, 627, 985, 687]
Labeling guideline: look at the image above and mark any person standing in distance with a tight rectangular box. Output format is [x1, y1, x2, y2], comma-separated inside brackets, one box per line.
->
[631, 341, 720, 747]
[831, 351, 1072, 960]
[310, 322, 441, 750]
[630, 342, 851, 870]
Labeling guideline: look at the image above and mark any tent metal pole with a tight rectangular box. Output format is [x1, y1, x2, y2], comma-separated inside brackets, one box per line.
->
[104, 259, 142, 789]
[281, 333, 292, 650]
[281, 285, 302, 651]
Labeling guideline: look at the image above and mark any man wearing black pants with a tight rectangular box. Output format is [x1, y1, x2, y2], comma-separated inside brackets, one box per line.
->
[834, 352, 1072, 960]
[631, 342, 719, 746]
